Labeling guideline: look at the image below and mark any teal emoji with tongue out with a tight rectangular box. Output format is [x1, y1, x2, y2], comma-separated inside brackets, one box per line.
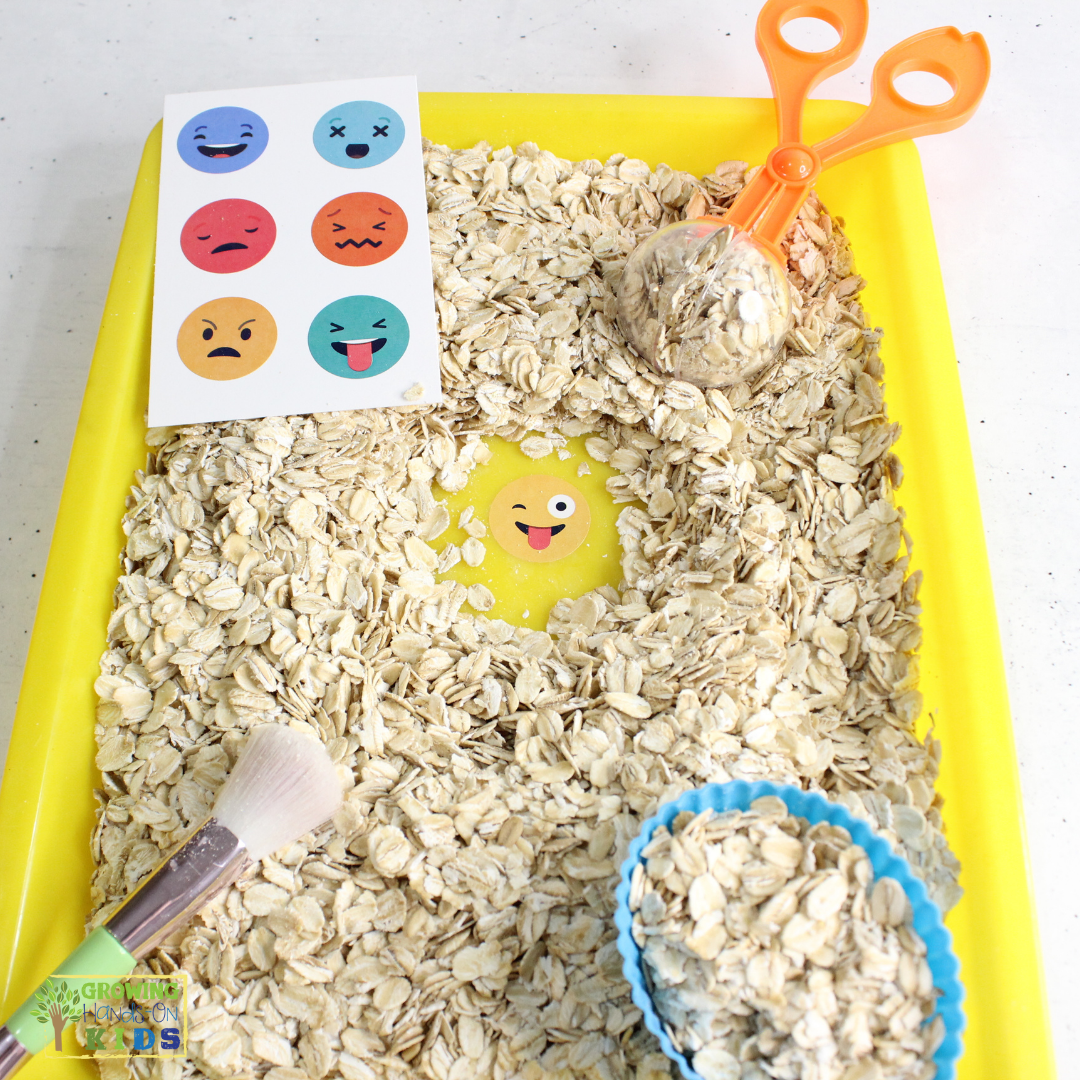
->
[308, 295, 409, 379]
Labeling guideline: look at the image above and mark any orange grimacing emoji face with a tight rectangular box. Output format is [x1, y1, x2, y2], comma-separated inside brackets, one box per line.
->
[176, 297, 277, 381]
[488, 475, 591, 564]
[310, 192, 407, 267]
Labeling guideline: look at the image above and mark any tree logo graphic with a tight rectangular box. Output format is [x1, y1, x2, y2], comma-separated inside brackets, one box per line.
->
[30, 978, 82, 1051]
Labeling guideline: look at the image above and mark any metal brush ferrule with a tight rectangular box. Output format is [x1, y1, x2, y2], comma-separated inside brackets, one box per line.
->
[104, 818, 250, 959]
[0, 1027, 30, 1077]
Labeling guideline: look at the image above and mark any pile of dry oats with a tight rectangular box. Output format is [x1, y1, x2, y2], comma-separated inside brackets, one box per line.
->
[630, 798, 942, 1080]
[87, 138, 959, 1080]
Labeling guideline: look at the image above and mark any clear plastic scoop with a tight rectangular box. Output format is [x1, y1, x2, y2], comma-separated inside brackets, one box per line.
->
[617, 0, 990, 388]
[617, 219, 792, 387]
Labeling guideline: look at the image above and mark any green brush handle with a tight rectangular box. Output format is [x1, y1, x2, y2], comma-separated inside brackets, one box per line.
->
[4, 926, 135, 1055]
[2, 818, 247, 1075]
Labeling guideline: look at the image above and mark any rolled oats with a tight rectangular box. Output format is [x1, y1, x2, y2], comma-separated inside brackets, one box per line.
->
[90, 138, 958, 1080]
[630, 801, 942, 1080]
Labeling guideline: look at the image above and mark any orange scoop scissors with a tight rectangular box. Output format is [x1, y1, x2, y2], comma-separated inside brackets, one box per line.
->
[616, 0, 990, 388]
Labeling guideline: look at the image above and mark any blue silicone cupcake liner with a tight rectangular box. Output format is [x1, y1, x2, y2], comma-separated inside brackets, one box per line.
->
[614, 781, 965, 1080]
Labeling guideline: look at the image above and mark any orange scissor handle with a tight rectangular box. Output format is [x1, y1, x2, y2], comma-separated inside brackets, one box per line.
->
[755, 0, 869, 146]
[723, 16, 990, 253]
[815, 26, 991, 169]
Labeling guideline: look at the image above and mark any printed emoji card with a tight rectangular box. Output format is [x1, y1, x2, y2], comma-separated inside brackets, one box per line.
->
[149, 76, 440, 426]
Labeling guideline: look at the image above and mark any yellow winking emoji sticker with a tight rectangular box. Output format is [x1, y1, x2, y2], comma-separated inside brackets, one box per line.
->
[435, 435, 631, 629]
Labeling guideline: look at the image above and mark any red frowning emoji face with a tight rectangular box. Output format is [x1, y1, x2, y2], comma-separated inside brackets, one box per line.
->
[310, 192, 408, 267]
[180, 199, 277, 273]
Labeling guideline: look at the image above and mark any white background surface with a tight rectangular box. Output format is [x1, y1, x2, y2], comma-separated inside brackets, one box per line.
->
[0, 0, 1075, 1070]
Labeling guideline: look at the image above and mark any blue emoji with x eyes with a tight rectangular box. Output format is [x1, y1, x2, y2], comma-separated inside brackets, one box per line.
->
[309, 296, 409, 379]
[313, 101, 404, 169]
[177, 106, 269, 173]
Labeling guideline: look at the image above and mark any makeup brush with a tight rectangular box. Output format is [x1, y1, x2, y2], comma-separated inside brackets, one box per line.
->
[0, 723, 343, 1076]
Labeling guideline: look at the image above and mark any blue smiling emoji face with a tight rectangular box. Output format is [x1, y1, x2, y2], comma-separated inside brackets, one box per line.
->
[177, 106, 269, 173]
[309, 296, 409, 379]
[313, 101, 404, 168]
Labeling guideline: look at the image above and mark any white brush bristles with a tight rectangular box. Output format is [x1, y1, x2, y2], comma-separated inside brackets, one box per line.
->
[211, 724, 343, 862]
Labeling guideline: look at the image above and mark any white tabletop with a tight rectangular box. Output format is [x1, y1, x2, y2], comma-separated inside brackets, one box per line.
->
[1, 0, 1075, 1069]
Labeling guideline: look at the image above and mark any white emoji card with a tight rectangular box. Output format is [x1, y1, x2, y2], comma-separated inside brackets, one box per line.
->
[148, 76, 440, 427]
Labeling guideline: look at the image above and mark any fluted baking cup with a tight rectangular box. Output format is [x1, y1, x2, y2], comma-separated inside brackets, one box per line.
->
[614, 780, 965, 1080]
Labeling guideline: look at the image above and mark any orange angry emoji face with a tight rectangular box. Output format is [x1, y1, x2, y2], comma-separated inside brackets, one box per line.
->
[489, 475, 590, 564]
[310, 192, 407, 267]
[176, 297, 277, 380]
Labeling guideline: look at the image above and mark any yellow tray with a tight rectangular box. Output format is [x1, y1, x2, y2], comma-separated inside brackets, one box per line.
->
[0, 94, 1055, 1079]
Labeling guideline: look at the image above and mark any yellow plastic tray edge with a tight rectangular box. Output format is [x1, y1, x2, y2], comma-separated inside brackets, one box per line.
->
[0, 123, 161, 1075]
[828, 141, 1054, 1077]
